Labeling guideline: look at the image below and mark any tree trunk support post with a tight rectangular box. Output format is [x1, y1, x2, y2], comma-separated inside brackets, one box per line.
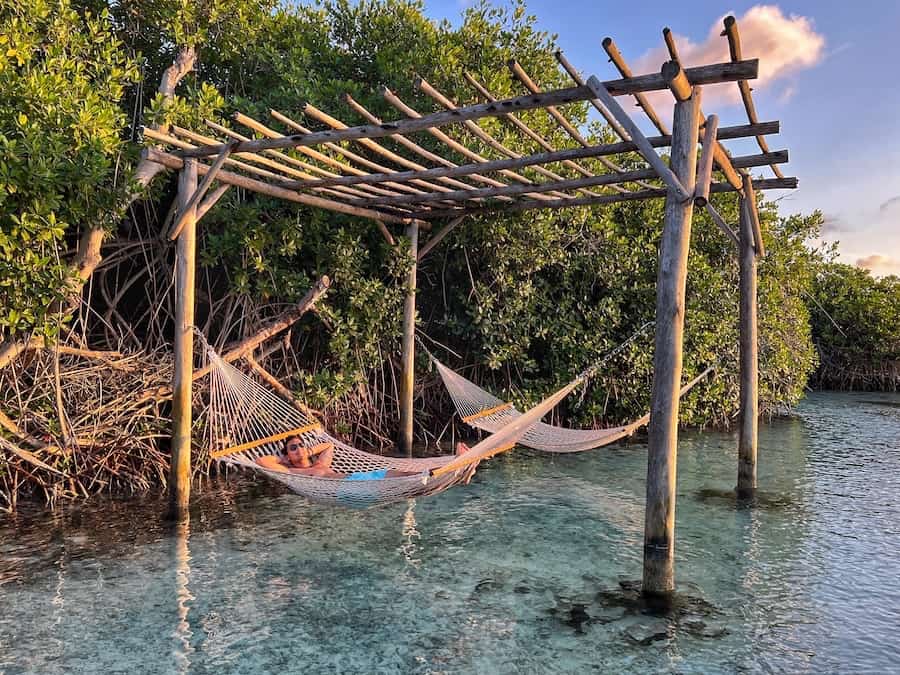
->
[737, 193, 759, 497]
[168, 159, 198, 521]
[642, 86, 702, 598]
[399, 222, 419, 455]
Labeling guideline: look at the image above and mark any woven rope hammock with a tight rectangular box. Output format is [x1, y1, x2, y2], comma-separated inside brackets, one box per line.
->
[434, 358, 714, 453]
[205, 345, 580, 507]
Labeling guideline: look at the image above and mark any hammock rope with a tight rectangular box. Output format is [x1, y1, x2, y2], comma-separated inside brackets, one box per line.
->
[201, 338, 586, 507]
[432, 337, 714, 454]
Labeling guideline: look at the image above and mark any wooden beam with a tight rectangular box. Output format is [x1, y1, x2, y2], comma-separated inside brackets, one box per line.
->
[354, 167, 660, 207]
[356, 155, 785, 208]
[380, 85, 556, 202]
[602, 37, 670, 135]
[399, 222, 418, 455]
[141, 147, 417, 225]
[509, 59, 590, 145]
[464, 70, 596, 179]
[705, 202, 740, 249]
[411, 177, 798, 220]
[168, 142, 235, 240]
[300, 101, 474, 198]
[643, 85, 702, 597]
[694, 114, 718, 206]
[204, 118, 407, 201]
[416, 76, 585, 198]
[168, 159, 198, 522]
[662, 60, 692, 102]
[342, 92, 515, 202]
[742, 173, 766, 257]
[603, 41, 747, 193]
[585, 75, 691, 201]
[174, 60, 757, 159]
[737, 194, 759, 496]
[303, 102, 481, 195]
[417, 216, 465, 261]
[555, 50, 631, 140]
[503, 61, 654, 192]
[196, 184, 230, 220]
[280, 126, 783, 191]
[148, 125, 391, 205]
[722, 16, 784, 179]
[266, 111, 436, 199]
[375, 220, 395, 246]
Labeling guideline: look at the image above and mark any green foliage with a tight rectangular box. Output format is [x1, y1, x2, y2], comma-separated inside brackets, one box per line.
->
[809, 262, 900, 390]
[0, 0, 138, 337]
[1, 0, 843, 431]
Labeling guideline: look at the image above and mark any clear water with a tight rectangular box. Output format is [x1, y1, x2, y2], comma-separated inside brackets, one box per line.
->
[1, 392, 899, 674]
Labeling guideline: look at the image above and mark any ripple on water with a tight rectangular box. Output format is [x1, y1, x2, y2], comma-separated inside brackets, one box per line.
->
[1, 392, 899, 673]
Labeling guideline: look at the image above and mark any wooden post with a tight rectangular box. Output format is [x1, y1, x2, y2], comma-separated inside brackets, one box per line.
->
[398, 222, 419, 455]
[167, 158, 198, 521]
[737, 194, 759, 496]
[643, 86, 702, 598]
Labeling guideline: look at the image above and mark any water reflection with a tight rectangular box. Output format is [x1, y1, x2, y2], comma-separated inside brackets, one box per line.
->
[0, 393, 898, 672]
[172, 516, 194, 674]
[400, 499, 421, 569]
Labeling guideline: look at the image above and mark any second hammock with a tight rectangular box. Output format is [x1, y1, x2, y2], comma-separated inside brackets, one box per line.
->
[434, 358, 714, 453]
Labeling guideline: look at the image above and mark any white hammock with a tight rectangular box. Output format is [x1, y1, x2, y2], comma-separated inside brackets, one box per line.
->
[434, 358, 714, 453]
[205, 344, 580, 507]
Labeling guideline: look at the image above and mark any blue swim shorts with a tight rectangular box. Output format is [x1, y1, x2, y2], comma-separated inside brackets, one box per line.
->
[344, 468, 389, 481]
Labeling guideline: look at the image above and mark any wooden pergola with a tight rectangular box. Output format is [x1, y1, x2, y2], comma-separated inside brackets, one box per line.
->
[144, 15, 795, 599]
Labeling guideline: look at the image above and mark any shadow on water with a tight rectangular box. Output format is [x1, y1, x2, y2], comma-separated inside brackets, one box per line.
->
[694, 487, 795, 510]
[543, 578, 729, 644]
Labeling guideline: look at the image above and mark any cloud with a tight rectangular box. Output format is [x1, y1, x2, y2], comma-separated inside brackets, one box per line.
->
[821, 214, 852, 237]
[878, 195, 900, 215]
[632, 5, 825, 118]
[856, 254, 900, 277]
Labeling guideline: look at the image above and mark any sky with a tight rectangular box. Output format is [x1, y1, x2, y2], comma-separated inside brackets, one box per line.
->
[417, 0, 900, 276]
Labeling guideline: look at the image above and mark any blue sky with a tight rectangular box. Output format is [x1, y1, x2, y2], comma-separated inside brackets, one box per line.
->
[416, 1, 900, 275]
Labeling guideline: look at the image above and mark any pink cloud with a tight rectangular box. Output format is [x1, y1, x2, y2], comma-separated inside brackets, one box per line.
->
[856, 254, 900, 277]
[631, 5, 825, 119]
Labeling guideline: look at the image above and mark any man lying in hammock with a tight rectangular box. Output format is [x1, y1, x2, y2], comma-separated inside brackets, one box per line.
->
[256, 436, 472, 480]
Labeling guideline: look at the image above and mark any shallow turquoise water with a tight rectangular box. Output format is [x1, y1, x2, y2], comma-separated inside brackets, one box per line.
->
[1, 392, 899, 673]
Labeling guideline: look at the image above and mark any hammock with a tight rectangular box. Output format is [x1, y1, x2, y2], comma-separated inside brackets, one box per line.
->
[434, 358, 714, 453]
[205, 344, 580, 508]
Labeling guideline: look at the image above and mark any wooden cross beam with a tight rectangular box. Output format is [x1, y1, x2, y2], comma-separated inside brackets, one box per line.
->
[173, 60, 758, 160]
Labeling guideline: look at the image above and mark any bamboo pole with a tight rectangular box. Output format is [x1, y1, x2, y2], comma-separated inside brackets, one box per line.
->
[176, 61, 756, 159]
[399, 223, 419, 455]
[167, 159, 198, 521]
[737, 194, 759, 497]
[643, 85, 702, 598]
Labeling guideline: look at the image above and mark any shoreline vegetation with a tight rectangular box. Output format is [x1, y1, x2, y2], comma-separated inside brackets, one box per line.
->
[1, 0, 897, 510]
